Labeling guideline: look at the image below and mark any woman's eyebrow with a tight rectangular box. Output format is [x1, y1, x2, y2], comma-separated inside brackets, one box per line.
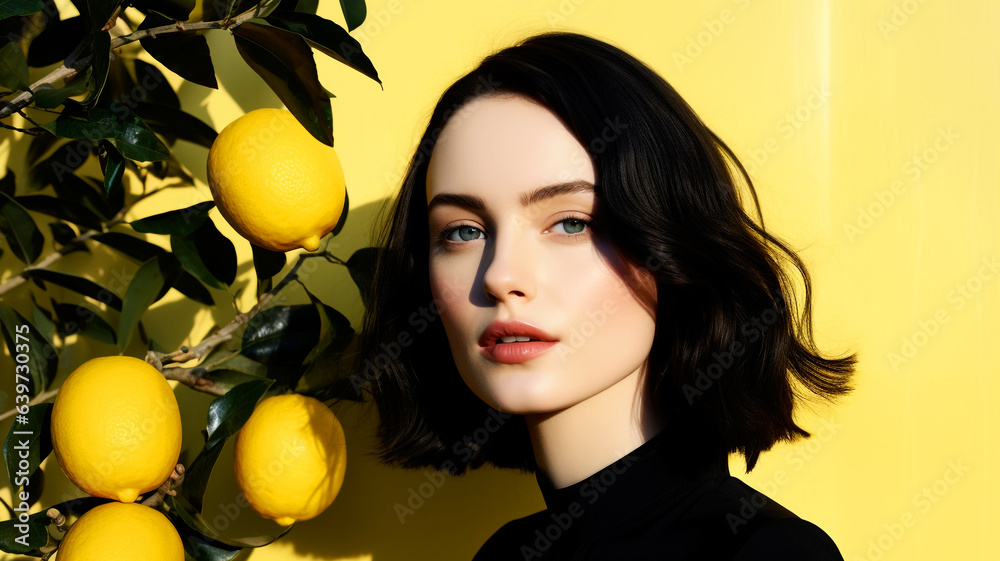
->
[427, 180, 594, 214]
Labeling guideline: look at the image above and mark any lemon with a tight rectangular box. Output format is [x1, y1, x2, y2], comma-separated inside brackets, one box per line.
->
[233, 394, 347, 525]
[206, 108, 347, 252]
[50, 356, 182, 503]
[55, 502, 183, 560]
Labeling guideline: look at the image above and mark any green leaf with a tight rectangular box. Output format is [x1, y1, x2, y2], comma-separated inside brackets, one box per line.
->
[133, 59, 181, 109]
[204, 351, 270, 378]
[262, 11, 380, 86]
[256, 0, 283, 18]
[97, 139, 125, 199]
[292, 0, 318, 14]
[0, 496, 108, 555]
[31, 67, 93, 109]
[224, 0, 257, 19]
[83, 30, 111, 106]
[93, 231, 165, 261]
[29, 297, 55, 342]
[134, 101, 218, 149]
[241, 305, 321, 366]
[48, 221, 78, 246]
[0, 0, 45, 21]
[168, 494, 293, 549]
[200, 368, 270, 394]
[177, 439, 225, 513]
[0, 169, 13, 197]
[147, 157, 194, 183]
[345, 246, 380, 308]
[16, 193, 104, 231]
[51, 173, 111, 221]
[118, 254, 182, 350]
[170, 218, 236, 289]
[0, 517, 46, 554]
[27, 139, 93, 191]
[91, 232, 215, 306]
[205, 379, 273, 448]
[22, 269, 123, 310]
[40, 106, 116, 139]
[330, 185, 348, 236]
[139, 12, 218, 89]
[302, 283, 354, 356]
[3, 402, 53, 505]
[233, 20, 333, 146]
[41, 101, 170, 161]
[251, 242, 286, 280]
[26, 15, 86, 67]
[164, 499, 244, 560]
[132, 0, 195, 20]
[110, 103, 171, 161]
[0, 190, 43, 264]
[85, 0, 121, 29]
[25, 133, 58, 166]
[130, 200, 213, 235]
[51, 302, 117, 345]
[339, 0, 366, 31]
[0, 305, 58, 395]
[298, 335, 365, 403]
[0, 42, 30, 91]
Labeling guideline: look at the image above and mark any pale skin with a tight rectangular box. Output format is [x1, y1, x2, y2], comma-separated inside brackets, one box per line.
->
[425, 94, 665, 488]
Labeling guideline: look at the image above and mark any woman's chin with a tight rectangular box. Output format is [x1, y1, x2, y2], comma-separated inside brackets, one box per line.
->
[474, 386, 576, 416]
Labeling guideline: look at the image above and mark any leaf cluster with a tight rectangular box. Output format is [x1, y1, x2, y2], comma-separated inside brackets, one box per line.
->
[0, 0, 380, 557]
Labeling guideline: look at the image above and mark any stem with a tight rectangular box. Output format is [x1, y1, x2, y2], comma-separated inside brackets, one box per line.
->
[108, 13, 249, 50]
[0, 230, 99, 297]
[0, 62, 82, 119]
[0, 250, 317, 421]
[141, 464, 185, 507]
[46, 508, 66, 532]
[0, 389, 58, 423]
[0, 9, 258, 120]
[147, 292, 274, 368]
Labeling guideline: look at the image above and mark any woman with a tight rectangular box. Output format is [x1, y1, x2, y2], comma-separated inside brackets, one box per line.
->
[358, 31, 855, 560]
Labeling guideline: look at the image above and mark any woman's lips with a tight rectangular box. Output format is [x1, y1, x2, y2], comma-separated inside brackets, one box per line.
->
[479, 340, 558, 364]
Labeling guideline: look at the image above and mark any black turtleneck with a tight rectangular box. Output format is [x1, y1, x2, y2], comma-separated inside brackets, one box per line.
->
[471, 429, 844, 560]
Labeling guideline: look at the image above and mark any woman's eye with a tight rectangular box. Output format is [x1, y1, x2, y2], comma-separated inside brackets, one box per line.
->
[552, 218, 590, 235]
[437, 217, 592, 246]
[441, 225, 484, 243]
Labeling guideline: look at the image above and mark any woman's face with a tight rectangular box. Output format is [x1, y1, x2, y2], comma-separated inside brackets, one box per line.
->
[425, 94, 657, 414]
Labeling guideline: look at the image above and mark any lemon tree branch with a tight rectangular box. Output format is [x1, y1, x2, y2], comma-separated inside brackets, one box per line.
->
[0, 9, 257, 120]
[0, 389, 57, 423]
[0, 230, 99, 297]
[141, 463, 185, 507]
[0, 252, 320, 421]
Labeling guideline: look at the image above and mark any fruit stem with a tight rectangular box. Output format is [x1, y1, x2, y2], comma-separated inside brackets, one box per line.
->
[141, 463, 186, 508]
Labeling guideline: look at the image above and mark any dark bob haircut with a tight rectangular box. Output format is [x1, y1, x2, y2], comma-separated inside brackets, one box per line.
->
[357, 31, 855, 475]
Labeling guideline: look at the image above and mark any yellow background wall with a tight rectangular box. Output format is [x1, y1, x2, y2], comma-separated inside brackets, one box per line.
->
[1, 0, 997, 560]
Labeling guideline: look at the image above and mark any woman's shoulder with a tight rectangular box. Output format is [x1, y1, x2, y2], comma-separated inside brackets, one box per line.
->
[470, 510, 550, 561]
[471, 476, 844, 560]
[731, 516, 843, 560]
[710, 476, 845, 560]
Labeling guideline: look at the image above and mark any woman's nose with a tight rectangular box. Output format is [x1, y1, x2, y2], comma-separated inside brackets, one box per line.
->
[481, 222, 536, 304]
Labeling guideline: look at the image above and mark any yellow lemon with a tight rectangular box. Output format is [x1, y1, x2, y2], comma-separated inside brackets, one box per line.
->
[56, 502, 183, 560]
[206, 108, 347, 252]
[233, 394, 347, 525]
[51, 356, 182, 503]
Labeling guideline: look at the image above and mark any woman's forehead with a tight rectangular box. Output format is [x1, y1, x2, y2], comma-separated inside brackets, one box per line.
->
[426, 96, 594, 203]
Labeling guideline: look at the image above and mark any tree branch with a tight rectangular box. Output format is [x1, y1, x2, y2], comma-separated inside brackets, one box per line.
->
[0, 231, 99, 297]
[0, 250, 317, 422]
[0, 9, 258, 120]
[0, 389, 58, 423]
[141, 463, 185, 507]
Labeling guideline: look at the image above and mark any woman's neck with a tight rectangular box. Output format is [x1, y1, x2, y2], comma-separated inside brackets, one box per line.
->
[524, 365, 664, 489]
